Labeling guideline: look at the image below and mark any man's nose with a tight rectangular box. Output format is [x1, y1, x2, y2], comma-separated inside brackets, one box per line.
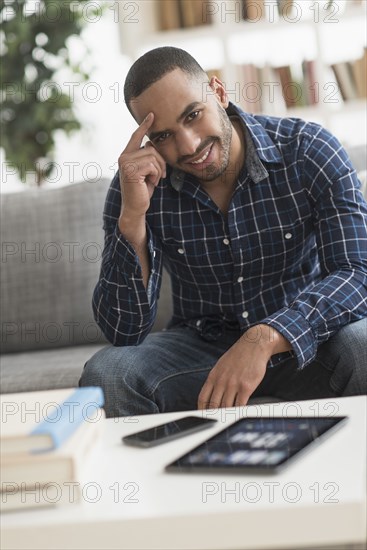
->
[176, 128, 201, 159]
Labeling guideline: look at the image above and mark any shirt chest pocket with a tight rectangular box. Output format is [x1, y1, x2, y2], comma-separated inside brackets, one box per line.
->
[250, 219, 315, 266]
[163, 240, 228, 266]
[162, 240, 233, 283]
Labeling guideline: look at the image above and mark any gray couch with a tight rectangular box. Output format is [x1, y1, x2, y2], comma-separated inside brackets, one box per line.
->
[1, 145, 366, 394]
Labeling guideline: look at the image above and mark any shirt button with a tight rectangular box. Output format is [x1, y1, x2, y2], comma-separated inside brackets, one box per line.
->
[178, 248, 185, 254]
[196, 320, 202, 327]
[237, 276, 244, 283]
[285, 232, 292, 240]
[223, 238, 230, 245]
[242, 311, 249, 319]
[153, 250, 156, 258]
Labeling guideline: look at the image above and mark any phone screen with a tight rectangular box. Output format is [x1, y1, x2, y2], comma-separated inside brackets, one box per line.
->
[122, 416, 217, 447]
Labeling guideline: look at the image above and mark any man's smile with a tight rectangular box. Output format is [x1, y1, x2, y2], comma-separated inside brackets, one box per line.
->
[184, 141, 215, 169]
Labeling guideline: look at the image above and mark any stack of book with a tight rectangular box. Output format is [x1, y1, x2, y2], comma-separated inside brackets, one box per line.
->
[0, 386, 105, 512]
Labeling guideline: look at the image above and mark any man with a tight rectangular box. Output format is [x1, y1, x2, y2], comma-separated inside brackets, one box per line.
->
[80, 47, 367, 417]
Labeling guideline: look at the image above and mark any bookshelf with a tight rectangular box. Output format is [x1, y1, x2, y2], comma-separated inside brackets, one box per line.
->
[117, 0, 367, 146]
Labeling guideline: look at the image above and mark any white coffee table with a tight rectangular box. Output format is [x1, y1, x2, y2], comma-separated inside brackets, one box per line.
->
[1, 396, 366, 550]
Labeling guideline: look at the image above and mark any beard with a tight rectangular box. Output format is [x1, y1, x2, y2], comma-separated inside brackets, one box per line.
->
[178, 103, 233, 182]
[203, 103, 233, 181]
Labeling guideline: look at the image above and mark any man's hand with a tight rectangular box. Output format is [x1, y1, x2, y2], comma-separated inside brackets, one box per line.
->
[117, 113, 166, 287]
[118, 112, 166, 221]
[197, 324, 292, 409]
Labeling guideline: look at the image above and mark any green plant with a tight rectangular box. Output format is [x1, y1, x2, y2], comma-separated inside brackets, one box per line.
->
[0, 0, 98, 186]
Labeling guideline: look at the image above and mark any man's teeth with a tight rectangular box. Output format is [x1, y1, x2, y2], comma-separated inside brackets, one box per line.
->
[191, 148, 210, 164]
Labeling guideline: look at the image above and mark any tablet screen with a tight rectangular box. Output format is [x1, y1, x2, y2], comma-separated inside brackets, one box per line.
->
[166, 416, 348, 473]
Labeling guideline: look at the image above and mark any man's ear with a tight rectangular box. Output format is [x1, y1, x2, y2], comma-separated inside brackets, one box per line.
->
[208, 76, 229, 109]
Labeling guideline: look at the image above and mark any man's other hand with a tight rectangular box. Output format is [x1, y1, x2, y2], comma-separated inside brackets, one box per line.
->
[197, 324, 292, 410]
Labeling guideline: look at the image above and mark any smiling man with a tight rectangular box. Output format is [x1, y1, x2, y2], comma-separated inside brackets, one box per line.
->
[80, 47, 367, 417]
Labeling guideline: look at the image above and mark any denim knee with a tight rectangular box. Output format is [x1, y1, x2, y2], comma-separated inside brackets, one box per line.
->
[317, 318, 367, 395]
[78, 344, 160, 417]
[330, 318, 367, 365]
[337, 318, 367, 395]
[79, 346, 112, 388]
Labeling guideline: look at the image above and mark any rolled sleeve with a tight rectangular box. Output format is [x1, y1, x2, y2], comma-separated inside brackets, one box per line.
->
[263, 307, 317, 368]
[92, 174, 164, 346]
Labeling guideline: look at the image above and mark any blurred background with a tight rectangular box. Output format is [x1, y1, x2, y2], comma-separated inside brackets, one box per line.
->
[1, 0, 366, 192]
[0, 0, 366, 396]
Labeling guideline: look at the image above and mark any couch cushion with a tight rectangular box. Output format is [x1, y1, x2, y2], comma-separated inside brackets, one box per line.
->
[1, 179, 173, 355]
[347, 144, 367, 174]
[1, 180, 112, 353]
[0, 344, 106, 393]
[357, 170, 367, 199]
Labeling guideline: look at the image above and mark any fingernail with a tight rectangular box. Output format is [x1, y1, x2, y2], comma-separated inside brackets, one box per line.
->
[144, 113, 152, 122]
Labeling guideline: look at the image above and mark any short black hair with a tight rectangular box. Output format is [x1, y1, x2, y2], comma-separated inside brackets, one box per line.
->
[124, 46, 208, 114]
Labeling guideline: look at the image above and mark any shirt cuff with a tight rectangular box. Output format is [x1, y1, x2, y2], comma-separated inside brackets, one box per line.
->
[110, 223, 158, 277]
[110, 222, 143, 276]
[110, 223, 159, 303]
[145, 226, 159, 304]
[261, 307, 318, 369]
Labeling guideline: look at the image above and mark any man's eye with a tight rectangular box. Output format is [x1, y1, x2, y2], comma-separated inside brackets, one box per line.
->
[187, 110, 199, 121]
[156, 132, 170, 143]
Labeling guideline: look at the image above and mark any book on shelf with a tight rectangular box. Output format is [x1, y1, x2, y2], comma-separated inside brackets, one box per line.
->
[243, 0, 265, 21]
[0, 410, 105, 511]
[334, 51, 367, 101]
[240, 63, 263, 114]
[191, 0, 208, 27]
[302, 59, 318, 106]
[236, 59, 322, 115]
[158, 0, 182, 31]
[331, 62, 359, 101]
[277, 0, 294, 17]
[0, 386, 104, 456]
[158, 0, 211, 31]
[352, 48, 367, 99]
[275, 65, 299, 108]
[180, 0, 196, 28]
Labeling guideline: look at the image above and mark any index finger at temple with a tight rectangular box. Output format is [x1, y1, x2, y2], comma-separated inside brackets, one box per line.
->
[124, 112, 154, 153]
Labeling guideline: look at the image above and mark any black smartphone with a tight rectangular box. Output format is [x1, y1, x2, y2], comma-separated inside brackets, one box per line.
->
[122, 416, 217, 448]
[165, 416, 348, 473]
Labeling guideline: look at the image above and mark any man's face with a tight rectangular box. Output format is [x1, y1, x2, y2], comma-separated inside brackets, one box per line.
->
[130, 68, 233, 183]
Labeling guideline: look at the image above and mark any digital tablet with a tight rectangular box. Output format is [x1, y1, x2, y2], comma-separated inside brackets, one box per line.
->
[165, 416, 348, 473]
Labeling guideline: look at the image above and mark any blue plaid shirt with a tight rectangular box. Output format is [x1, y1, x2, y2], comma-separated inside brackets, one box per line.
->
[93, 103, 367, 369]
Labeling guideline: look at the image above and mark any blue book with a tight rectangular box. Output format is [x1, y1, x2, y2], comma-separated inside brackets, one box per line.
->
[0, 387, 104, 455]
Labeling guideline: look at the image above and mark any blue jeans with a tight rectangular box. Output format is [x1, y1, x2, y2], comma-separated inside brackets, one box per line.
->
[79, 318, 367, 417]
